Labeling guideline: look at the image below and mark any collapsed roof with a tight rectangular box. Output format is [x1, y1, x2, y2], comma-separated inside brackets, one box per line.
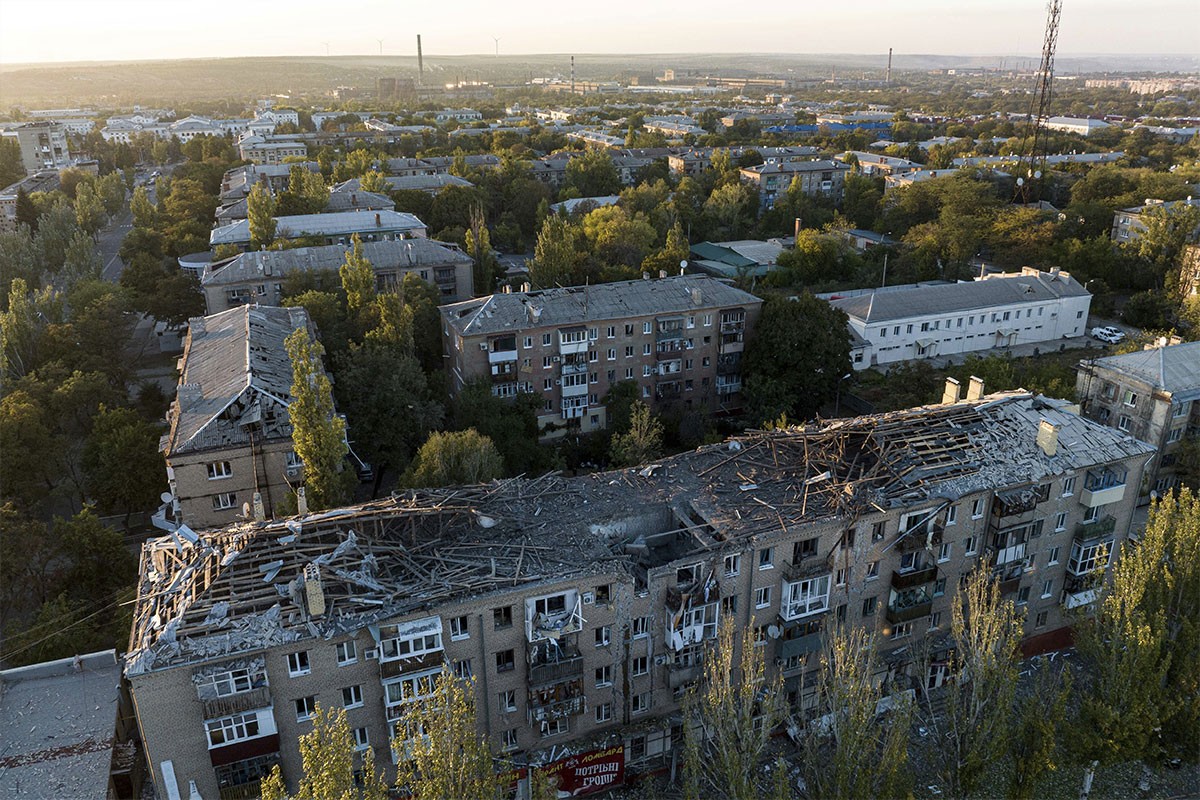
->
[127, 392, 1152, 677]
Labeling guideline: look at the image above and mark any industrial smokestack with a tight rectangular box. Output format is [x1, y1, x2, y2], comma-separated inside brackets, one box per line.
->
[886, 48, 893, 84]
[571, 55, 575, 95]
[417, 35, 424, 85]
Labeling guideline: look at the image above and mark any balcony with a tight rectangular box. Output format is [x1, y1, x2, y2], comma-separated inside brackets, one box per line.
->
[219, 785, 264, 800]
[719, 320, 745, 335]
[528, 680, 586, 723]
[989, 541, 1027, 569]
[526, 593, 585, 642]
[656, 382, 682, 400]
[668, 662, 703, 689]
[885, 596, 932, 624]
[1081, 468, 1127, 508]
[379, 650, 443, 679]
[715, 377, 742, 395]
[896, 524, 944, 553]
[490, 361, 517, 381]
[778, 618, 824, 659]
[558, 328, 589, 355]
[1074, 515, 1117, 540]
[998, 577, 1021, 596]
[656, 319, 685, 342]
[560, 358, 588, 375]
[656, 342, 687, 359]
[487, 337, 518, 364]
[201, 687, 272, 720]
[561, 378, 588, 398]
[666, 579, 721, 612]
[891, 564, 937, 590]
[784, 553, 832, 581]
[718, 333, 744, 353]
[716, 354, 741, 375]
[529, 645, 583, 687]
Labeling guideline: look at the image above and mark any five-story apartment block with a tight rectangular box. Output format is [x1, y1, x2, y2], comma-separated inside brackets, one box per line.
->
[127, 387, 1152, 799]
[440, 276, 762, 438]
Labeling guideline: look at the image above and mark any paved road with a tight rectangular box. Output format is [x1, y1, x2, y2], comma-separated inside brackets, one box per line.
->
[99, 206, 133, 281]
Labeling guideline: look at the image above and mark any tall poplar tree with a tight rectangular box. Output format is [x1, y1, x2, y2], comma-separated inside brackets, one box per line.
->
[284, 328, 349, 510]
[247, 182, 277, 250]
[682, 618, 785, 800]
[394, 664, 503, 800]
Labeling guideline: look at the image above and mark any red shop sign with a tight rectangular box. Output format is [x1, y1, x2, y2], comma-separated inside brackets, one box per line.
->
[537, 745, 625, 796]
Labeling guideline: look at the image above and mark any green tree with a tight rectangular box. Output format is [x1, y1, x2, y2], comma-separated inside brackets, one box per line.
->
[581, 205, 658, 274]
[81, 406, 167, 523]
[564, 149, 621, 197]
[394, 664, 503, 800]
[642, 221, 690, 277]
[97, 171, 126, 217]
[285, 329, 351, 510]
[248, 182, 278, 250]
[530, 214, 580, 288]
[130, 185, 157, 229]
[1074, 488, 1200, 764]
[0, 137, 24, 188]
[277, 166, 328, 216]
[799, 624, 912, 800]
[15, 187, 38, 232]
[35, 203, 80, 273]
[609, 401, 663, 467]
[358, 169, 389, 195]
[920, 564, 1023, 797]
[405, 428, 503, 487]
[73, 181, 108, 238]
[682, 618, 785, 800]
[55, 506, 137, 607]
[465, 205, 500, 295]
[1, 278, 43, 384]
[260, 704, 388, 800]
[742, 294, 852, 425]
[338, 234, 375, 318]
[61, 230, 102, 287]
[1007, 661, 1071, 800]
[335, 342, 442, 495]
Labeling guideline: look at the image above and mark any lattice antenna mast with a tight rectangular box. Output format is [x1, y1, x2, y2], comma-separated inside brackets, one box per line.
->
[1016, 0, 1062, 204]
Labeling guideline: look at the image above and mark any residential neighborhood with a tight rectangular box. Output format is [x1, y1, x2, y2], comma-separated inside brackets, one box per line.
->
[0, 14, 1197, 800]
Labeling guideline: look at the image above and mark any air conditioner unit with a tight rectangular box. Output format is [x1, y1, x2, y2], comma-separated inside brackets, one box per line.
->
[365, 649, 379, 660]
[653, 655, 669, 666]
[286, 467, 300, 478]
[479, 343, 489, 351]
[582, 591, 594, 604]
[551, 355, 561, 362]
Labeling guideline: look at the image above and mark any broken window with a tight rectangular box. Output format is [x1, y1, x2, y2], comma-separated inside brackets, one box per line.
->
[493, 606, 513, 629]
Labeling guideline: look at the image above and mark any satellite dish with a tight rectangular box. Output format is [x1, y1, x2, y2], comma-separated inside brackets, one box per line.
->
[1016, 177, 1025, 186]
[1033, 170, 1043, 179]
[242, 502, 251, 517]
[680, 260, 688, 269]
[160, 492, 173, 504]
[767, 625, 781, 639]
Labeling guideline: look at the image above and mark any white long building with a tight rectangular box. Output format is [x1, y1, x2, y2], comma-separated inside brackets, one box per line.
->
[823, 267, 1091, 370]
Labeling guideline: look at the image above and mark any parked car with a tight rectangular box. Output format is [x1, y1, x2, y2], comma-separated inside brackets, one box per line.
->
[1091, 326, 1126, 344]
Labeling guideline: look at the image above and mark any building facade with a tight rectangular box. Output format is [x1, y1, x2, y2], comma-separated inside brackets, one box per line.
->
[439, 276, 762, 438]
[738, 160, 849, 209]
[11, 121, 71, 172]
[824, 267, 1091, 370]
[1076, 339, 1200, 500]
[125, 389, 1152, 800]
[1110, 197, 1200, 244]
[161, 306, 327, 531]
[200, 239, 474, 314]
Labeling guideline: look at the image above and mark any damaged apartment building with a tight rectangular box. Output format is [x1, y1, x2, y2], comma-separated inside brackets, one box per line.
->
[440, 275, 762, 439]
[126, 384, 1152, 799]
[162, 305, 330, 531]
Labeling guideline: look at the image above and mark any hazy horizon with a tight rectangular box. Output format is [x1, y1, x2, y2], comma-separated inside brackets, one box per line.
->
[1, 0, 1197, 67]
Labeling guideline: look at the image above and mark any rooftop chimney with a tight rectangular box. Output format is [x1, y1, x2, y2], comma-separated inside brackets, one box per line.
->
[941, 377, 961, 405]
[303, 563, 326, 616]
[1036, 419, 1059, 457]
[966, 375, 986, 401]
[375, 212, 381, 227]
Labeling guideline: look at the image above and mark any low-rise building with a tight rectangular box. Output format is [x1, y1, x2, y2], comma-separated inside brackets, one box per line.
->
[837, 150, 922, 177]
[688, 239, 788, 279]
[337, 173, 474, 195]
[216, 186, 395, 225]
[1044, 116, 1112, 137]
[440, 275, 762, 438]
[739, 160, 849, 209]
[1110, 197, 1200, 244]
[209, 210, 427, 252]
[824, 267, 1090, 370]
[200, 238, 474, 313]
[1076, 339, 1200, 500]
[238, 138, 308, 165]
[220, 163, 322, 202]
[161, 305, 327, 531]
[124, 387, 1152, 800]
[435, 108, 484, 123]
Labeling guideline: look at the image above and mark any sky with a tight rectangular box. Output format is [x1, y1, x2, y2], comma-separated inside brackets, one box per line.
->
[0, 0, 1196, 65]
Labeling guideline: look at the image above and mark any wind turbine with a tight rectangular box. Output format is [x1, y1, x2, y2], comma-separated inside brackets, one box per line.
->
[377, 39, 384, 56]
[322, 41, 330, 57]
[493, 37, 501, 57]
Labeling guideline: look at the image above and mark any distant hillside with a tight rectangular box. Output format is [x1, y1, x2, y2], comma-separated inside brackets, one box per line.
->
[1, 53, 1196, 109]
